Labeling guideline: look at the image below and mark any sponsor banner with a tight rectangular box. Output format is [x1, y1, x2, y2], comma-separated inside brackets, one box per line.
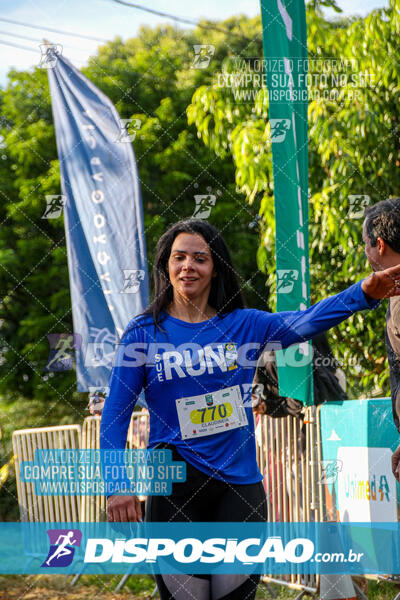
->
[0, 522, 400, 574]
[320, 398, 400, 521]
[320, 398, 400, 571]
[260, 0, 313, 404]
[47, 52, 149, 392]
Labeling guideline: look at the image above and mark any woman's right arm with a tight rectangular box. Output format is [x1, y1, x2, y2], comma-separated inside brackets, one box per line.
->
[100, 325, 146, 522]
[257, 280, 378, 351]
[257, 266, 400, 351]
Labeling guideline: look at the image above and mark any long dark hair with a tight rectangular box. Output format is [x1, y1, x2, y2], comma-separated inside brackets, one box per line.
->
[144, 219, 245, 328]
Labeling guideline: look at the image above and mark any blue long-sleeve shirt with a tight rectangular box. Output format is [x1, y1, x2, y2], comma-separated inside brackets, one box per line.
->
[100, 280, 379, 484]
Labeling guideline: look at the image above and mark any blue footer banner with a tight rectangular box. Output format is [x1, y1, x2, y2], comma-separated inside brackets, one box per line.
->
[1, 522, 400, 575]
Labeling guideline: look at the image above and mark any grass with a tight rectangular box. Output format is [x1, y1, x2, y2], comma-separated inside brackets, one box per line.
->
[0, 575, 399, 599]
[0, 574, 154, 599]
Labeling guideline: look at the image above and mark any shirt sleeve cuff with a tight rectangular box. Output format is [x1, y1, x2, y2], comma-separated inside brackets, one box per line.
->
[358, 279, 381, 310]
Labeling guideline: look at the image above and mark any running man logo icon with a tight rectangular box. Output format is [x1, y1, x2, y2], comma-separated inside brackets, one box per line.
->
[42, 529, 82, 568]
[269, 118, 291, 143]
[42, 195, 67, 219]
[192, 45, 215, 69]
[115, 118, 142, 143]
[121, 269, 146, 293]
[348, 194, 370, 219]
[276, 269, 298, 294]
[319, 460, 343, 484]
[39, 44, 63, 69]
[193, 195, 217, 219]
[44, 334, 80, 372]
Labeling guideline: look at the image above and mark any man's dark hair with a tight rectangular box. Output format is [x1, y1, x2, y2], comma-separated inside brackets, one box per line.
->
[143, 219, 245, 328]
[364, 198, 400, 253]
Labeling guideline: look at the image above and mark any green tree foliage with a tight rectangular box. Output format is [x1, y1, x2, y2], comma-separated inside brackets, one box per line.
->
[83, 20, 268, 306]
[187, 1, 400, 398]
[0, 19, 268, 436]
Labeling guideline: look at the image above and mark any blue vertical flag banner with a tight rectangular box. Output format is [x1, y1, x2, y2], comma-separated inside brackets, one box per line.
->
[260, 1, 313, 405]
[47, 51, 149, 392]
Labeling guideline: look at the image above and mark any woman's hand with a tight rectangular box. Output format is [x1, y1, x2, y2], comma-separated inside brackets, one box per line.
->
[107, 495, 142, 522]
[361, 264, 400, 299]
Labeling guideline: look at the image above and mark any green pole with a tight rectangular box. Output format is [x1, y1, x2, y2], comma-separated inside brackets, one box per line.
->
[260, 0, 313, 405]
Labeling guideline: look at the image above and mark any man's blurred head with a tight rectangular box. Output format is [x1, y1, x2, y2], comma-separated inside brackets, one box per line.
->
[363, 198, 400, 271]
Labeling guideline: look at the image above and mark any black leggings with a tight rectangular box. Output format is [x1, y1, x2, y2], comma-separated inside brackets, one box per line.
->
[145, 445, 267, 600]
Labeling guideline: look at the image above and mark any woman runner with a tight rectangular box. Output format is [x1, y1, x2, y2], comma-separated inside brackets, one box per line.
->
[100, 219, 400, 600]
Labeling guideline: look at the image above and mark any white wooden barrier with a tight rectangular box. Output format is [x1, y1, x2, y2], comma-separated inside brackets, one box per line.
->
[80, 411, 150, 521]
[12, 411, 150, 525]
[256, 408, 320, 596]
[12, 424, 82, 522]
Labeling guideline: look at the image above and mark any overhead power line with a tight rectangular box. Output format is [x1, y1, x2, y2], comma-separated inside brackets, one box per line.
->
[0, 29, 92, 53]
[0, 17, 107, 43]
[0, 38, 39, 53]
[108, 0, 252, 41]
[0, 29, 45, 44]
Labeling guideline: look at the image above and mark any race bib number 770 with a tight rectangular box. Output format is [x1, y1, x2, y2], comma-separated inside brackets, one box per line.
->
[176, 385, 248, 440]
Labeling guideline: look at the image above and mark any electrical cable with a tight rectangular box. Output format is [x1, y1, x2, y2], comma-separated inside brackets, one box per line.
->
[0, 29, 93, 53]
[0, 38, 39, 53]
[0, 17, 107, 43]
[108, 0, 252, 41]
